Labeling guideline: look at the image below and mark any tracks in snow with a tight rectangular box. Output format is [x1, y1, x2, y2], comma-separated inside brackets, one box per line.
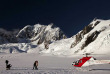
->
[0, 67, 92, 74]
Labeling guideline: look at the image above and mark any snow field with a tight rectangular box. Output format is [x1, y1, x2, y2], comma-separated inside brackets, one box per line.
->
[0, 53, 110, 74]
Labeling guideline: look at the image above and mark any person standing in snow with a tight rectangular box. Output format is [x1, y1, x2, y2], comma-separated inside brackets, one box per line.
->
[6, 64, 12, 70]
[5, 60, 12, 70]
[33, 60, 38, 70]
[5, 60, 9, 69]
[5, 60, 9, 66]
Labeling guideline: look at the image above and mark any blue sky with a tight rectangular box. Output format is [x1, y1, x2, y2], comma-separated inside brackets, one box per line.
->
[0, 0, 110, 37]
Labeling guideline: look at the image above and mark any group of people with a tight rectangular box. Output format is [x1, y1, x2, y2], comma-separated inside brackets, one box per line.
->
[5, 60, 38, 70]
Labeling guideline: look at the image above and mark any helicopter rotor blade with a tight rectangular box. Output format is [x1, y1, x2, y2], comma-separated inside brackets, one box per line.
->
[73, 53, 105, 55]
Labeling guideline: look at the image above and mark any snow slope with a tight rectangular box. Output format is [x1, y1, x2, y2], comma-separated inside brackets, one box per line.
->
[74, 19, 110, 54]
[41, 19, 110, 55]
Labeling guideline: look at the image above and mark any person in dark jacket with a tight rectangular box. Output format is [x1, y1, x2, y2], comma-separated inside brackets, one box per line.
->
[5, 60, 9, 66]
[6, 64, 12, 70]
[33, 61, 38, 70]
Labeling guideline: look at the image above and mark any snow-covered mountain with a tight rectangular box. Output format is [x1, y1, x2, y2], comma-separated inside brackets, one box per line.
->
[16, 23, 67, 49]
[0, 19, 110, 55]
[17, 24, 66, 41]
[40, 19, 110, 55]
[0, 23, 67, 53]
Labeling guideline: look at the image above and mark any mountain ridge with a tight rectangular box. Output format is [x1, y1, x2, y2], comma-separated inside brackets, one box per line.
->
[0, 19, 110, 55]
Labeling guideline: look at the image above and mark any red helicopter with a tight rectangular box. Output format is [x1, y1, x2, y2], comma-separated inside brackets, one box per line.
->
[72, 53, 110, 67]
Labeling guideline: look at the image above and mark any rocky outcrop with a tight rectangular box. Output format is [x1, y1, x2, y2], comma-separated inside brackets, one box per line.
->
[71, 19, 101, 49]
[16, 25, 34, 38]
[70, 24, 94, 48]
[81, 31, 100, 49]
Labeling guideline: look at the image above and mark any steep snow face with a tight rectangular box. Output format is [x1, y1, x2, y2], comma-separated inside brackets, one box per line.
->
[40, 19, 110, 55]
[70, 19, 110, 54]
[40, 38, 74, 55]
[17, 24, 66, 41]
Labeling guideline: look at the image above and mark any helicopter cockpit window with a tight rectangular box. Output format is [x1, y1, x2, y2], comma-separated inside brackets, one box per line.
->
[74, 60, 79, 65]
[79, 60, 82, 63]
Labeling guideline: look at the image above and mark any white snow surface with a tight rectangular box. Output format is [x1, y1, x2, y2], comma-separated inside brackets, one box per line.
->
[0, 53, 110, 74]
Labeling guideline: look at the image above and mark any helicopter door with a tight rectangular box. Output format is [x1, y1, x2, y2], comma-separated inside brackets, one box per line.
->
[75, 60, 79, 65]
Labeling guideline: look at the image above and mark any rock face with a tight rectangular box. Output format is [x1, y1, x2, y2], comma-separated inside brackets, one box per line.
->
[71, 19, 101, 50]
[80, 31, 100, 50]
[16, 24, 67, 49]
